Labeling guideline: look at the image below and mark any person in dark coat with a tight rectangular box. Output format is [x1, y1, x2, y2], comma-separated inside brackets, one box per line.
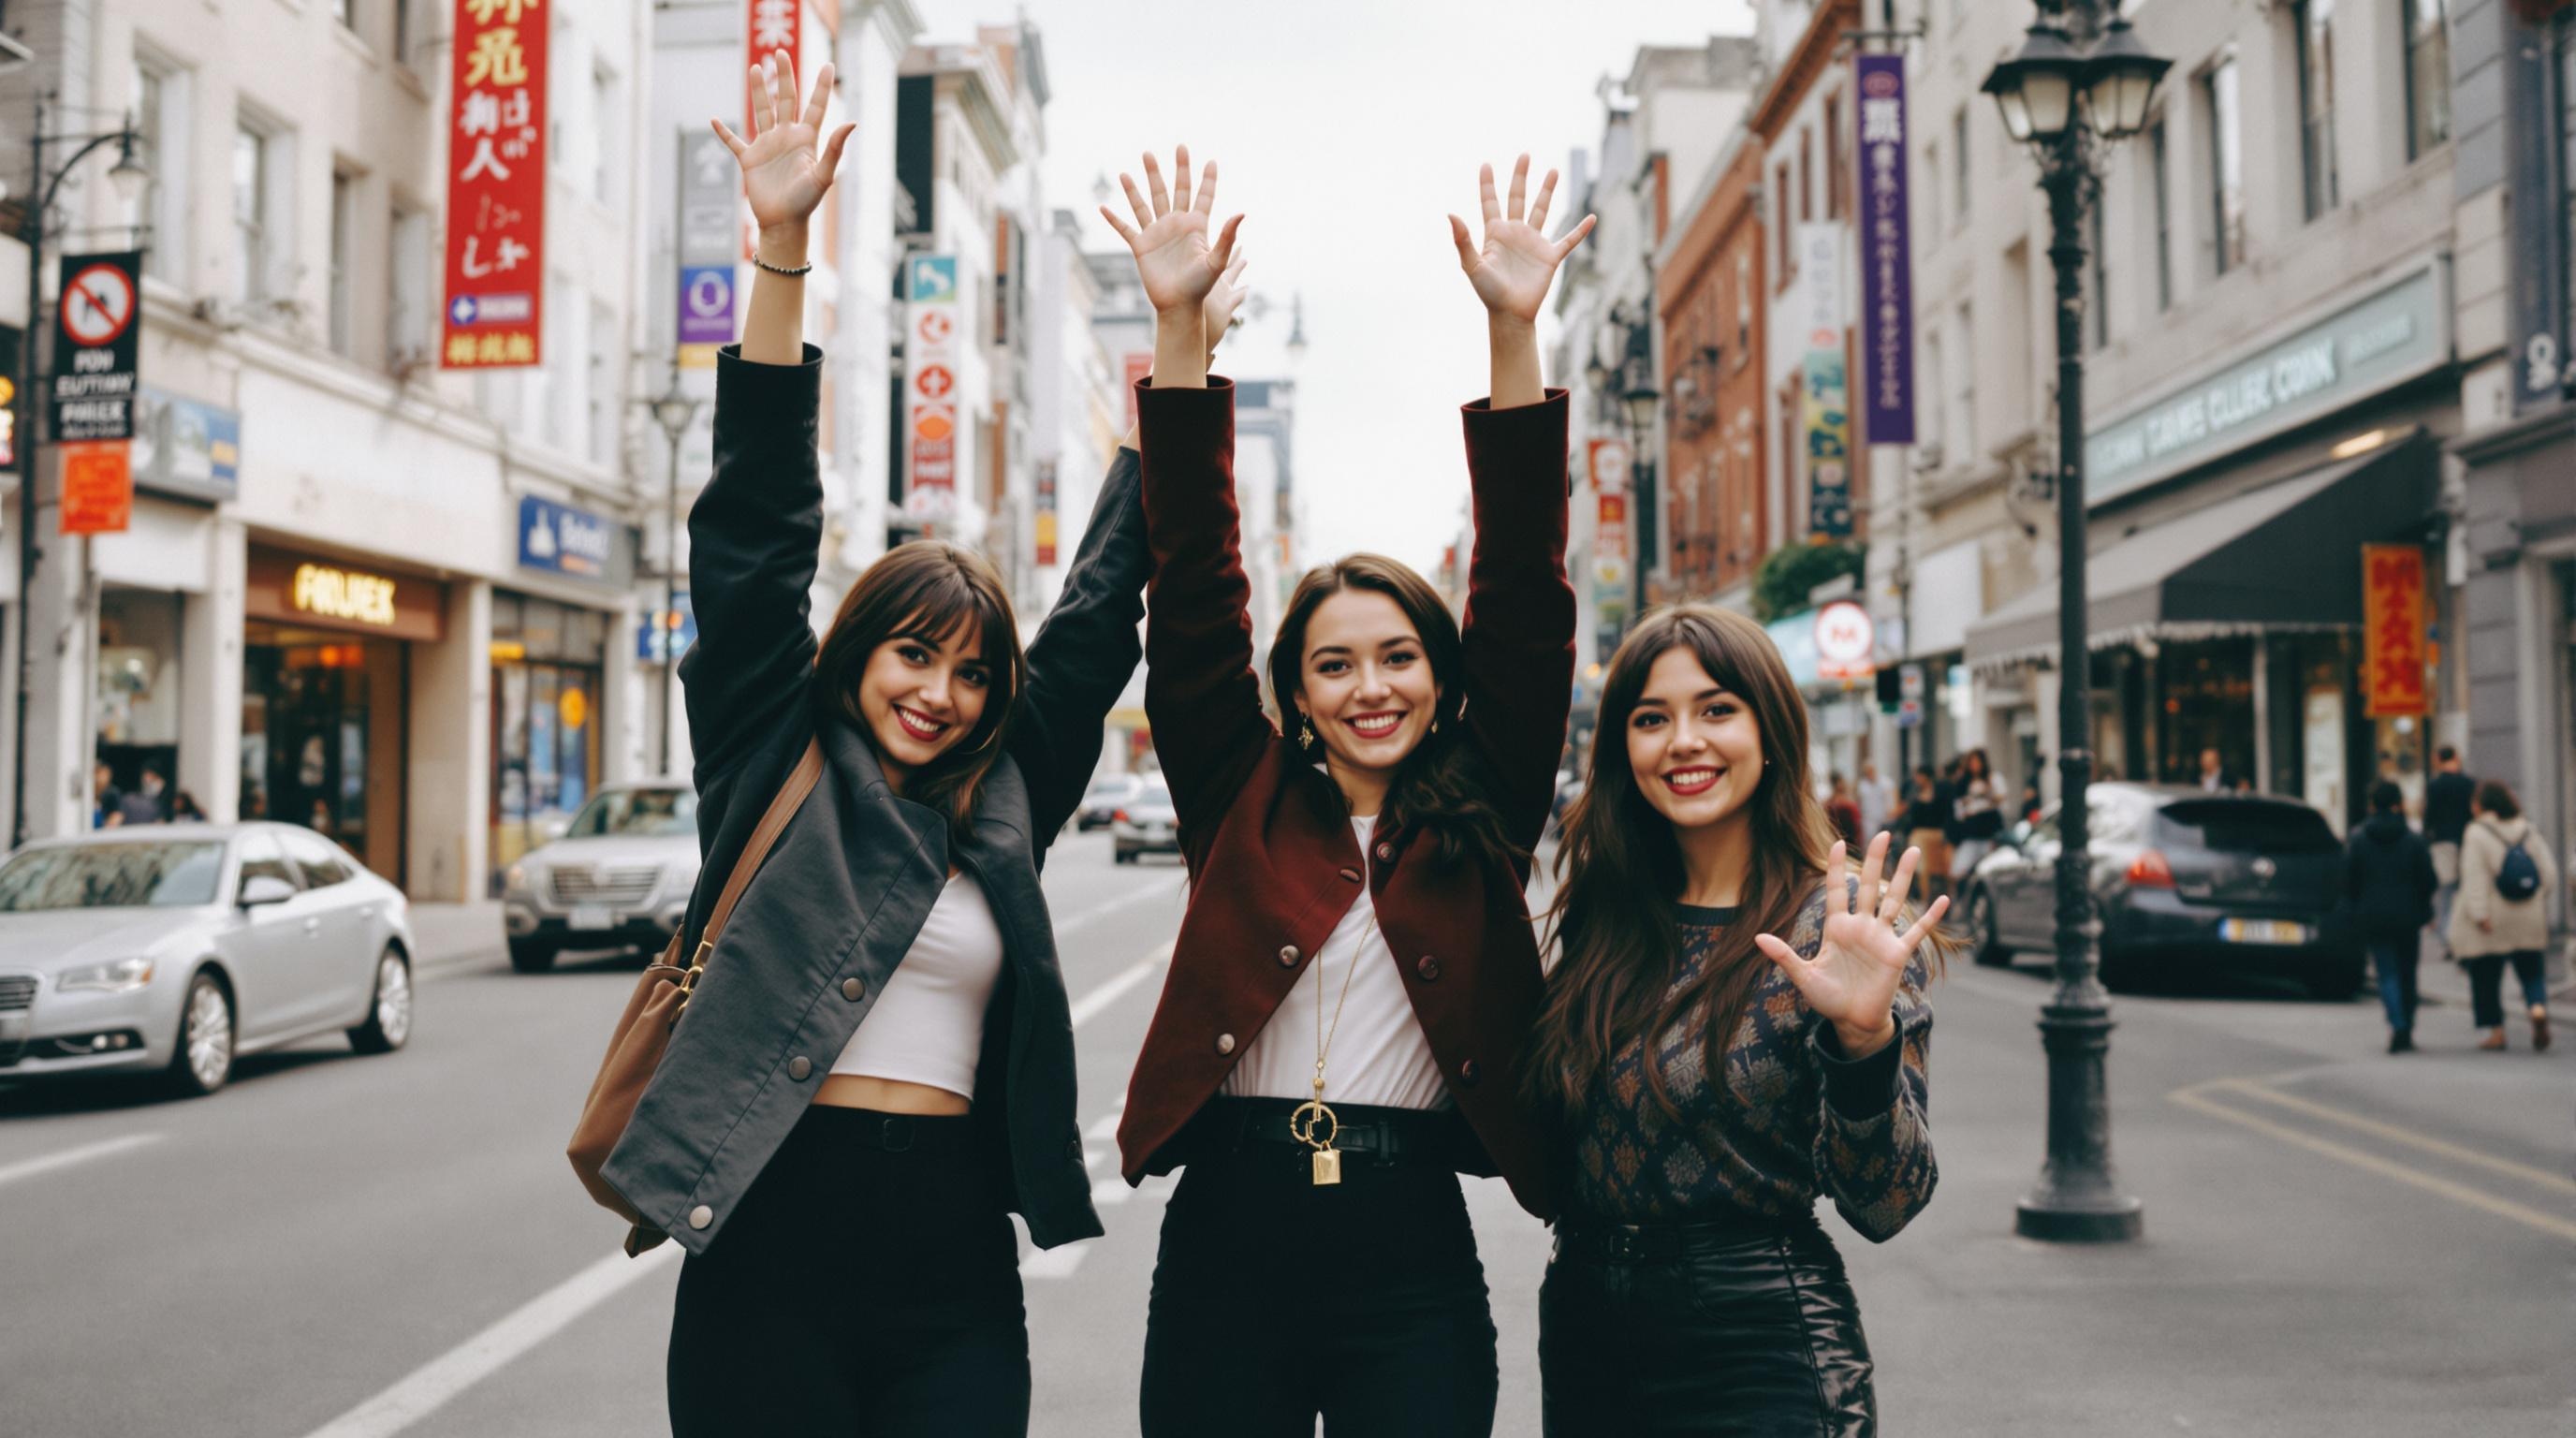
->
[114, 764, 170, 826]
[2344, 780, 2437, 1052]
[2422, 745, 2475, 942]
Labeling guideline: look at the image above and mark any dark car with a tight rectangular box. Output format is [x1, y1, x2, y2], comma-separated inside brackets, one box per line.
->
[1956, 784, 2364, 996]
[1111, 774, 1179, 864]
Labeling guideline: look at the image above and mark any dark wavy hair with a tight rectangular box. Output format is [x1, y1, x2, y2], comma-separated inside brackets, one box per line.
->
[1266, 553, 1522, 875]
[812, 540, 1024, 846]
[1527, 605, 1946, 1120]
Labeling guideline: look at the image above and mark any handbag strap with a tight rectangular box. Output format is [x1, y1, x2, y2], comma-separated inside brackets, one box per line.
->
[680, 737, 827, 1001]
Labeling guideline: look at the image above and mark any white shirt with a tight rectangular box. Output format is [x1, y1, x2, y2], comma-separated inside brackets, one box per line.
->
[829, 872, 1005, 1099]
[1224, 815, 1452, 1111]
[1858, 775, 1895, 838]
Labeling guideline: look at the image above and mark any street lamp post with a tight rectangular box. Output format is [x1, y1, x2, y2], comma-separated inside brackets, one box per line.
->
[645, 369, 700, 778]
[1982, 0, 2169, 1243]
[11, 95, 149, 847]
[1617, 312, 1659, 630]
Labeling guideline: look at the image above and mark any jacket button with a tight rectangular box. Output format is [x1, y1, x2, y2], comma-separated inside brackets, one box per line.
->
[1457, 1060, 1481, 1086]
[1216, 1032, 1237, 1055]
[1375, 843, 1395, 862]
[1278, 945, 1301, 967]
[842, 977, 865, 1002]
[1415, 955, 1442, 981]
[1338, 867, 1361, 884]
[787, 1056, 812, 1080]
[687, 1204, 713, 1230]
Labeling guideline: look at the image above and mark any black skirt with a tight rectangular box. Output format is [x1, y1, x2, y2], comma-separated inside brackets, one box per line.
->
[1539, 1211, 1876, 1437]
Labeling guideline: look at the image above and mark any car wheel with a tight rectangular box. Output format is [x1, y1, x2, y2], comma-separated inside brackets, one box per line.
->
[347, 947, 413, 1054]
[1966, 887, 2010, 966]
[1113, 846, 1133, 865]
[168, 971, 234, 1097]
[507, 937, 557, 974]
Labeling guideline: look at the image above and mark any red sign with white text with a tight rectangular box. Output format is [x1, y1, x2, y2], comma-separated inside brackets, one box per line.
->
[2363, 544, 2429, 719]
[440, 0, 548, 369]
[748, 0, 800, 127]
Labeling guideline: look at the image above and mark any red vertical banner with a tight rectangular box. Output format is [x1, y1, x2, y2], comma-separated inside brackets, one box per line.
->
[441, 0, 548, 370]
[747, 0, 800, 125]
[2362, 544, 2429, 718]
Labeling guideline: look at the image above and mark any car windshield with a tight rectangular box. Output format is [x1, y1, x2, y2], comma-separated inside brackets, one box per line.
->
[1086, 777, 1134, 798]
[2157, 800, 2337, 854]
[564, 788, 697, 838]
[1137, 778, 1172, 806]
[0, 842, 227, 911]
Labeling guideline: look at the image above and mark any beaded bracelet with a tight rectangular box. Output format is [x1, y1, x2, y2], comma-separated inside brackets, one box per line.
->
[752, 254, 813, 277]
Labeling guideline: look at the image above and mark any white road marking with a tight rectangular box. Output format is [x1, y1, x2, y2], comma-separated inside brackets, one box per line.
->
[1052, 873, 1185, 938]
[295, 1243, 681, 1438]
[1069, 941, 1175, 1030]
[0, 1133, 163, 1190]
[1086, 1108, 1124, 1141]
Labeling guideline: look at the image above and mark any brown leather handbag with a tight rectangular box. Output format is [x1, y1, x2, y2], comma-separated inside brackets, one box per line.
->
[567, 737, 826, 1254]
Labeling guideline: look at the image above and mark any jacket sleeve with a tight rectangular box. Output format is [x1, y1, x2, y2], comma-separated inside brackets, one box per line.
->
[1808, 950, 1937, 1244]
[1010, 446, 1150, 856]
[1138, 378, 1272, 832]
[678, 344, 824, 788]
[1456, 390, 1576, 849]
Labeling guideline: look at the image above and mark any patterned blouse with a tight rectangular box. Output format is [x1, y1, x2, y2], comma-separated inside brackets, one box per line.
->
[1563, 882, 1937, 1242]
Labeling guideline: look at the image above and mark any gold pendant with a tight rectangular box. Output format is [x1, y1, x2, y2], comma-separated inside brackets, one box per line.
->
[1289, 1099, 1341, 1187]
[1310, 1147, 1342, 1185]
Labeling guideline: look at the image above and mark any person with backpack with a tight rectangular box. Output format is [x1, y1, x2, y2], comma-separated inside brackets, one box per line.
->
[2342, 781, 2437, 1053]
[2447, 781, 2556, 1052]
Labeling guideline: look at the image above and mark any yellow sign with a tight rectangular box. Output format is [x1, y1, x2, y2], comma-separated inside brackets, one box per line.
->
[292, 564, 399, 627]
[559, 687, 589, 729]
[0, 374, 17, 404]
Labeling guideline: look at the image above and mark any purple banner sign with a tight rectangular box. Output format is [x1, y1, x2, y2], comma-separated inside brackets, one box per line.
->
[1855, 53, 1915, 445]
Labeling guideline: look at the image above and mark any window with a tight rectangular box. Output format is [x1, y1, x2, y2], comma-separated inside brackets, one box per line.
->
[333, 0, 355, 28]
[1951, 106, 1969, 232]
[1951, 304, 1976, 458]
[2086, 197, 2109, 352]
[2203, 61, 2245, 275]
[588, 300, 619, 465]
[329, 169, 359, 357]
[1798, 127, 1814, 223]
[1921, 328, 1945, 456]
[130, 55, 189, 282]
[1775, 160, 1793, 284]
[2403, 0, 2450, 160]
[235, 832, 302, 897]
[280, 829, 357, 888]
[388, 203, 432, 371]
[1825, 94, 1847, 220]
[2293, 1, 2338, 219]
[1924, 139, 1941, 234]
[232, 117, 288, 305]
[394, 0, 416, 65]
[590, 64, 619, 206]
[2148, 118, 2174, 311]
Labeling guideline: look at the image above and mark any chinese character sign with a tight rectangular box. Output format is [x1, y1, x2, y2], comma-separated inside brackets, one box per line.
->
[441, 0, 548, 369]
[2362, 544, 2429, 718]
[748, 0, 801, 129]
[1854, 53, 1915, 444]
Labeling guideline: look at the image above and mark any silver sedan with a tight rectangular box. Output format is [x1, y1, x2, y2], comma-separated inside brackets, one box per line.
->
[0, 823, 417, 1096]
[498, 782, 700, 973]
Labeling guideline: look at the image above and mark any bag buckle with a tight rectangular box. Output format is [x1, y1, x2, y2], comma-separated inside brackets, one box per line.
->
[677, 938, 714, 994]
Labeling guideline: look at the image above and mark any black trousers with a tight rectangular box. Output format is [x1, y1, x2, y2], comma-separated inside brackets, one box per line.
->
[1539, 1212, 1877, 1437]
[1140, 1099, 1500, 1437]
[666, 1107, 1029, 1436]
[2463, 949, 2549, 1029]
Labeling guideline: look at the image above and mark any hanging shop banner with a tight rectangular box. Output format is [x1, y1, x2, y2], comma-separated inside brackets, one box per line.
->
[1593, 490, 1631, 616]
[1034, 459, 1059, 566]
[441, 0, 547, 370]
[1803, 350, 1853, 538]
[677, 128, 739, 366]
[904, 255, 960, 521]
[1587, 436, 1632, 494]
[58, 440, 132, 535]
[132, 388, 242, 503]
[1814, 598, 1877, 682]
[1854, 53, 1915, 444]
[51, 250, 141, 443]
[2362, 543, 2429, 719]
[747, 0, 800, 128]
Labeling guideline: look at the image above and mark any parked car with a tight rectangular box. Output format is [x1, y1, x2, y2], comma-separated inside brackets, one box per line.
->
[500, 782, 700, 973]
[1956, 784, 2364, 996]
[1112, 774, 1180, 864]
[1076, 773, 1144, 832]
[0, 823, 416, 1096]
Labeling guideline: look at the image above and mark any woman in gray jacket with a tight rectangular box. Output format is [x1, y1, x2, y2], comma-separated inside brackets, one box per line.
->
[2446, 781, 2556, 1052]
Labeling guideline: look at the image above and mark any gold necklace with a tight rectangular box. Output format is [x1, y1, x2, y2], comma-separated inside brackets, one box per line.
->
[1289, 903, 1376, 1187]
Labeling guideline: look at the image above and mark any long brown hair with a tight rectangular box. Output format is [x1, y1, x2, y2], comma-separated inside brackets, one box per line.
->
[812, 540, 1024, 845]
[1528, 605, 1922, 1120]
[1266, 553, 1522, 874]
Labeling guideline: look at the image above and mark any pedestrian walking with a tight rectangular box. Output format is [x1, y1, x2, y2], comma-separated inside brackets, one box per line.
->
[1856, 761, 1895, 843]
[2423, 745, 2475, 945]
[1949, 748, 2003, 886]
[1528, 605, 1947, 1438]
[1107, 152, 1592, 1437]
[2343, 780, 2437, 1053]
[606, 67, 1241, 1437]
[2446, 780, 2557, 1052]
[115, 764, 171, 827]
[91, 762, 123, 829]
[1826, 771, 1864, 849]
[1900, 767, 1952, 900]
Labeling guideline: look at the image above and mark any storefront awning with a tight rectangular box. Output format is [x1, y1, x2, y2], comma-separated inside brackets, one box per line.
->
[1964, 432, 2437, 673]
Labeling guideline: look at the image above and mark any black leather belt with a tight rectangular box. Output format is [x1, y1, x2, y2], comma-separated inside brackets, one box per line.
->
[1188, 1095, 1473, 1170]
[1553, 1211, 1803, 1262]
[802, 1106, 976, 1155]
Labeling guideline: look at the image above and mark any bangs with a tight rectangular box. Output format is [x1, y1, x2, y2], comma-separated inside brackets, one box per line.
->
[883, 568, 1009, 661]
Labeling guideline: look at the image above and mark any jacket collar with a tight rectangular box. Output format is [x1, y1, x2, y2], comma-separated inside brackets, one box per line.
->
[813, 708, 1031, 863]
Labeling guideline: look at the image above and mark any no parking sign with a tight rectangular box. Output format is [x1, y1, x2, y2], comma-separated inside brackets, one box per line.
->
[51, 251, 141, 443]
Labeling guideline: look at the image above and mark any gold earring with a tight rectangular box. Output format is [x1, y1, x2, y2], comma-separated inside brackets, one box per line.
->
[1431, 715, 1441, 735]
[1297, 717, 1315, 750]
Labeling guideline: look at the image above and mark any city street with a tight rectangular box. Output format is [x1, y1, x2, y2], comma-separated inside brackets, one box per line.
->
[2, 833, 2569, 1437]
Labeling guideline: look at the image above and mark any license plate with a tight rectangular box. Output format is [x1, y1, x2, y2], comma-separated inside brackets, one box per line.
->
[2220, 917, 2307, 946]
[568, 904, 615, 932]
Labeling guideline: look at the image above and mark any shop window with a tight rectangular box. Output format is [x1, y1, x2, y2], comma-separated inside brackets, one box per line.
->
[2403, 0, 2450, 160]
[490, 594, 607, 889]
[95, 588, 184, 824]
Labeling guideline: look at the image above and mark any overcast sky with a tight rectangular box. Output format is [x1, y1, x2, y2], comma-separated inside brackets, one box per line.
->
[906, 0, 1758, 575]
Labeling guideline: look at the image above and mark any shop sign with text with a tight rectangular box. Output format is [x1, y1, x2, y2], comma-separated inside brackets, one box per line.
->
[441, 0, 548, 369]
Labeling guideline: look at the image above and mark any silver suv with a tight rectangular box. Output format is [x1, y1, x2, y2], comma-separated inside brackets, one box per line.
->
[500, 783, 699, 973]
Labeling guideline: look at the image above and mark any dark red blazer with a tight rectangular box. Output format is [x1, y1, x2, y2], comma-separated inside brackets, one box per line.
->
[1115, 376, 1574, 1218]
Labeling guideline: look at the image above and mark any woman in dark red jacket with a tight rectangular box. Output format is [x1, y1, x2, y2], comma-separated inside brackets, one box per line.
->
[1098, 151, 1593, 1437]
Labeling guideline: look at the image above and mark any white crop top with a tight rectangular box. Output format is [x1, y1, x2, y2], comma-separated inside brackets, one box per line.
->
[829, 872, 1005, 1099]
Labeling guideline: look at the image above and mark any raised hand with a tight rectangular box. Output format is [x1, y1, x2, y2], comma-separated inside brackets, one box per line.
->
[1753, 832, 1949, 1058]
[711, 52, 855, 242]
[1203, 250, 1250, 362]
[1448, 155, 1597, 326]
[1100, 145, 1244, 317]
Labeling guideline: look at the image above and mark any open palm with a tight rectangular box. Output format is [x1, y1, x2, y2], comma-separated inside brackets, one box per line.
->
[711, 52, 855, 235]
[1100, 146, 1243, 315]
[1755, 832, 1948, 1041]
[1449, 156, 1597, 325]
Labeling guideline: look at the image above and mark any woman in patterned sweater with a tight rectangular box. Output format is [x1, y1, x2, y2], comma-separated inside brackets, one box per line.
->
[1527, 605, 1950, 1437]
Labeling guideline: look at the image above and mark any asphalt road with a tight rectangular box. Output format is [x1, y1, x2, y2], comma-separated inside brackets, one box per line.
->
[3, 831, 2569, 1436]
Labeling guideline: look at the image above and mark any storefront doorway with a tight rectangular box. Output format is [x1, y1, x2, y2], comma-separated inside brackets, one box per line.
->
[242, 624, 407, 877]
[488, 593, 608, 891]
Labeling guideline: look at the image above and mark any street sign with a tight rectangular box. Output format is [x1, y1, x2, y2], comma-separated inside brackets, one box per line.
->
[59, 440, 132, 535]
[914, 363, 956, 401]
[904, 256, 960, 519]
[51, 251, 142, 444]
[1814, 599, 1876, 681]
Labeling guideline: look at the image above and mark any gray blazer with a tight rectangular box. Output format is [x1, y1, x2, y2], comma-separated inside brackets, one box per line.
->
[599, 345, 1143, 1255]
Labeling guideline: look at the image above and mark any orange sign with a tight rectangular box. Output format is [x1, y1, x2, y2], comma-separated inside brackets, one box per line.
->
[2362, 543, 2428, 719]
[58, 440, 132, 535]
